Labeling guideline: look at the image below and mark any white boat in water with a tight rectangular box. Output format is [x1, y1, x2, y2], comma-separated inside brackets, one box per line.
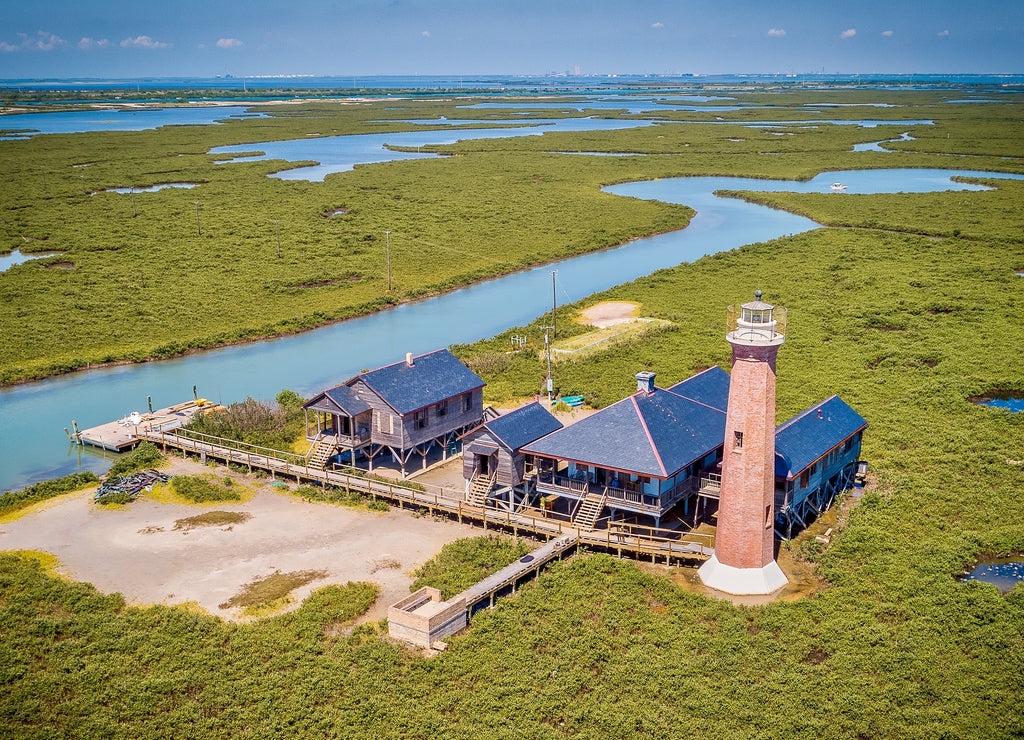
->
[830, 182, 848, 191]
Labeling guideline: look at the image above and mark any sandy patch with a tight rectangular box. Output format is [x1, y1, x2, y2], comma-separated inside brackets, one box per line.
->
[579, 301, 640, 328]
[0, 466, 481, 623]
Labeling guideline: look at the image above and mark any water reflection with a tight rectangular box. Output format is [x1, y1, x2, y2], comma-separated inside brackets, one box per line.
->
[0, 249, 58, 272]
[960, 558, 1024, 593]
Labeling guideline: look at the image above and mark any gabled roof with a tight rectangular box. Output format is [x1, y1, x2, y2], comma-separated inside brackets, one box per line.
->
[523, 387, 726, 478]
[484, 402, 563, 452]
[774, 395, 868, 479]
[666, 365, 730, 411]
[352, 348, 484, 415]
[303, 384, 372, 416]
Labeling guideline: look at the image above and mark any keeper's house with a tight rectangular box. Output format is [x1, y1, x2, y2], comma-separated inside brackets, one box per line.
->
[522, 368, 730, 529]
[303, 349, 485, 475]
[473, 367, 865, 538]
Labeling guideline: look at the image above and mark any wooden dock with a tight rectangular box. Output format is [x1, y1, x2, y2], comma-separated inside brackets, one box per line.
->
[76, 400, 217, 452]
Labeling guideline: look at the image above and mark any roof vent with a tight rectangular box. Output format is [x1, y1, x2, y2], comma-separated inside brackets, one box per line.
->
[636, 371, 656, 394]
[406, 352, 415, 367]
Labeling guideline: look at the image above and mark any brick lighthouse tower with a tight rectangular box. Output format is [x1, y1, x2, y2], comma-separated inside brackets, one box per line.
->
[699, 291, 789, 595]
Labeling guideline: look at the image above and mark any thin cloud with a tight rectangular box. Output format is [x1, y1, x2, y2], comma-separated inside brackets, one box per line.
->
[421, 30, 430, 38]
[121, 35, 170, 49]
[651, 22, 664, 30]
[937, 29, 950, 37]
[1, 31, 67, 52]
[840, 28, 857, 39]
[79, 37, 111, 50]
[767, 28, 786, 38]
[881, 30, 894, 37]
[217, 38, 243, 49]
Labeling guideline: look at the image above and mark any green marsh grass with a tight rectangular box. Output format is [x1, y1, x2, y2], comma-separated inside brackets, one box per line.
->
[1, 89, 1023, 738]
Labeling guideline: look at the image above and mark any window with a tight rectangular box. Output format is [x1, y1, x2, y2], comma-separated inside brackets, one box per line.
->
[436, 400, 448, 417]
[463, 392, 474, 412]
[800, 470, 810, 488]
[765, 505, 772, 529]
[734, 430, 744, 449]
[414, 410, 427, 429]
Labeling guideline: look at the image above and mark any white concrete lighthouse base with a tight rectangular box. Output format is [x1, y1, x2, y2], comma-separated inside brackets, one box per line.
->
[698, 554, 788, 595]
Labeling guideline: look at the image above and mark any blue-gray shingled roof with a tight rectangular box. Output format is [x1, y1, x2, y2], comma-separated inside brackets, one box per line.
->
[353, 348, 484, 415]
[774, 396, 868, 479]
[485, 402, 563, 452]
[666, 365, 730, 411]
[523, 387, 726, 478]
[303, 384, 371, 416]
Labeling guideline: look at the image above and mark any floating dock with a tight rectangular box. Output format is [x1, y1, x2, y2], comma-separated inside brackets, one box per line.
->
[75, 400, 216, 452]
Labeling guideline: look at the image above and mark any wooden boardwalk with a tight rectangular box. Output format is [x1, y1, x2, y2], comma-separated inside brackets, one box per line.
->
[139, 428, 714, 564]
[457, 534, 579, 612]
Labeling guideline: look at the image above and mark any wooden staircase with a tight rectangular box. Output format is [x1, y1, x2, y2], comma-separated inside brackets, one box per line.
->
[467, 473, 495, 507]
[573, 491, 607, 530]
[307, 437, 336, 470]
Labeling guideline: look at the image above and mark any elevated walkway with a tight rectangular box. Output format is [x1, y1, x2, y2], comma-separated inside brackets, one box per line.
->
[138, 427, 713, 563]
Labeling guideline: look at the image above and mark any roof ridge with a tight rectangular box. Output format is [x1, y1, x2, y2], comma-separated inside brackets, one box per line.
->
[632, 394, 668, 477]
[364, 347, 446, 375]
[775, 394, 840, 432]
[660, 386, 728, 414]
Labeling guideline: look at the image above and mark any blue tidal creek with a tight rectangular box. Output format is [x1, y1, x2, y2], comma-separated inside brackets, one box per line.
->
[1, 106, 1021, 490]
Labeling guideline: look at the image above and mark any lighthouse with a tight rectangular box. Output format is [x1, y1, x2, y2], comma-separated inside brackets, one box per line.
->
[699, 291, 789, 595]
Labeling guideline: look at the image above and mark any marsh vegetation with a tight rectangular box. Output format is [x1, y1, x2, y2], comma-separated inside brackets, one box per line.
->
[2, 87, 1023, 737]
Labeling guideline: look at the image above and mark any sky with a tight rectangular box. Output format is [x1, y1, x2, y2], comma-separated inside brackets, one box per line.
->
[0, 0, 1021, 80]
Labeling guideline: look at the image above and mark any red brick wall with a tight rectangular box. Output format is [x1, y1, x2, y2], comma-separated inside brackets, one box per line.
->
[715, 342, 779, 570]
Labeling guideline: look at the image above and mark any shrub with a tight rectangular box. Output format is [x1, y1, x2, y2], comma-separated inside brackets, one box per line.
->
[410, 536, 533, 599]
[0, 471, 100, 515]
[106, 442, 163, 477]
[170, 475, 241, 503]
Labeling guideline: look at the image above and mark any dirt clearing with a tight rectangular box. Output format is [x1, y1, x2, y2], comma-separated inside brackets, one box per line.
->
[0, 466, 481, 623]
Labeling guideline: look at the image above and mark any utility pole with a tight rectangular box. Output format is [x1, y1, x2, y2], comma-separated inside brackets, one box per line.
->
[275, 220, 281, 258]
[385, 230, 392, 291]
[194, 201, 201, 236]
[540, 325, 554, 402]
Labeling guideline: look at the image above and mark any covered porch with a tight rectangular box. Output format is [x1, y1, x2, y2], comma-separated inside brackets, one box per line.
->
[302, 386, 374, 464]
[527, 455, 700, 527]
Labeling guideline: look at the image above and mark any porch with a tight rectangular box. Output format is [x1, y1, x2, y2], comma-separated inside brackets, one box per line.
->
[533, 468, 699, 520]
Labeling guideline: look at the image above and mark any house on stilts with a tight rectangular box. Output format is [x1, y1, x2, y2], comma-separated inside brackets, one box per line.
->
[303, 349, 485, 476]
[461, 366, 866, 540]
[460, 401, 564, 511]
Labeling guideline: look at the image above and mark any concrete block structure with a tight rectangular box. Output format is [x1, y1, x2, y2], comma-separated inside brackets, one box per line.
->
[387, 587, 467, 648]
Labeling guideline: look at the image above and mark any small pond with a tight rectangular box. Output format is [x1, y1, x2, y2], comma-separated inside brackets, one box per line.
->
[976, 398, 1024, 412]
[959, 558, 1024, 593]
[0, 249, 59, 272]
[98, 183, 198, 195]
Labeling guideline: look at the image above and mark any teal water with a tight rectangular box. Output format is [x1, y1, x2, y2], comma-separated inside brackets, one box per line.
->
[2, 166, 1020, 492]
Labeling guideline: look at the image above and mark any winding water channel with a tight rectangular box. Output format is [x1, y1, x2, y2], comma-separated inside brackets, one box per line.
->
[3, 165, 1020, 491]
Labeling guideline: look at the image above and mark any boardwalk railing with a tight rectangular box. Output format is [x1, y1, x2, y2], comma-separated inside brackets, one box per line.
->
[140, 429, 713, 563]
